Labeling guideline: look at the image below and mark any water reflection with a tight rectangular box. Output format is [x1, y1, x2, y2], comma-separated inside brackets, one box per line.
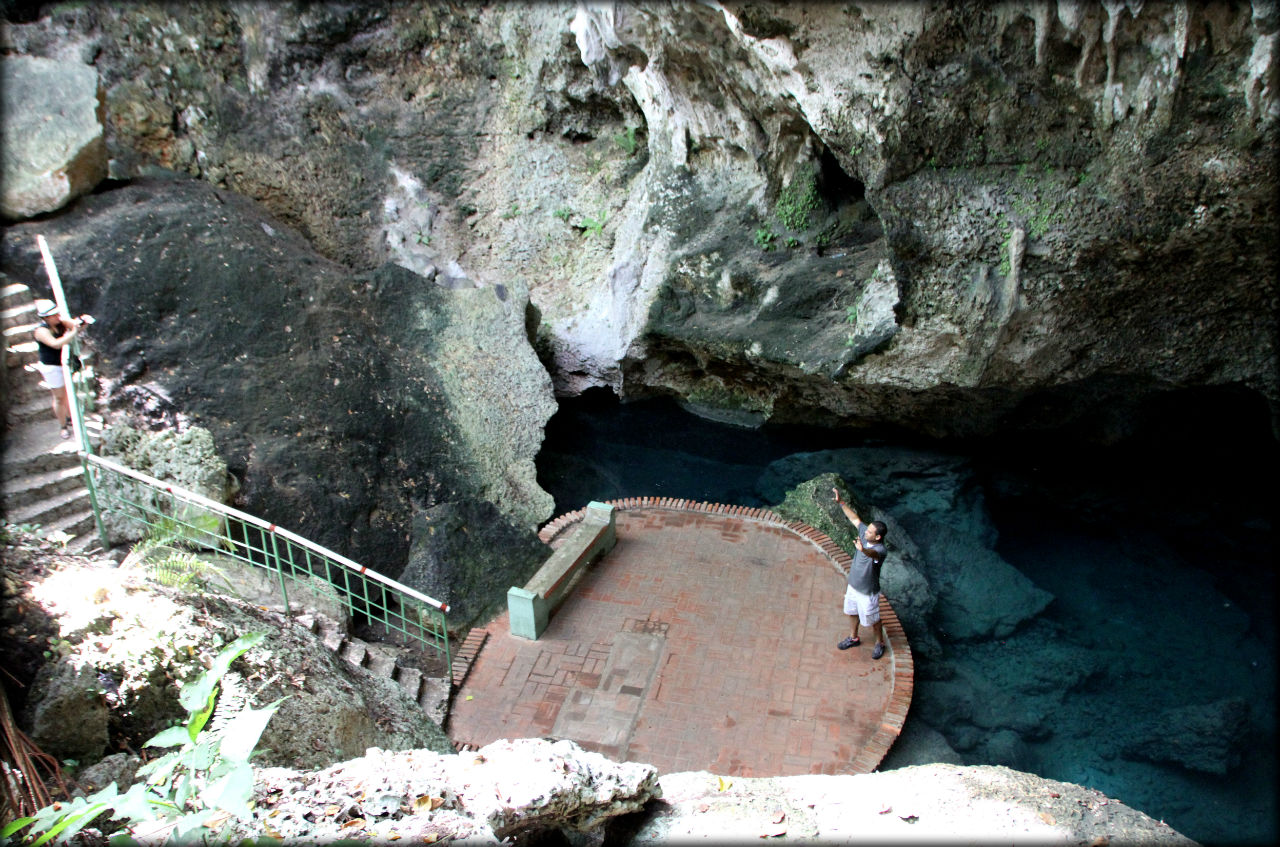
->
[535, 388, 1277, 845]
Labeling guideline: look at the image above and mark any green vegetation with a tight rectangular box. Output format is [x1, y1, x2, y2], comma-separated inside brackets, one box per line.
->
[776, 174, 820, 232]
[581, 210, 607, 238]
[784, 236, 801, 249]
[553, 207, 573, 222]
[3, 633, 282, 846]
[754, 227, 777, 251]
[999, 224, 1013, 277]
[844, 304, 859, 347]
[413, 230, 430, 245]
[501, 203, 521, 220]
[613, 126, 640, 156]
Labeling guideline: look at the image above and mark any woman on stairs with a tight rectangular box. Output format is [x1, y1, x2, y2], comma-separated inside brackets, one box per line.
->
[31, 298, 89, 440]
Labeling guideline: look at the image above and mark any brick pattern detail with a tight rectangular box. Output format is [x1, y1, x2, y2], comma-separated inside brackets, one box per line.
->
[451, 628, 489, 688]
[452, 501, 914, 776]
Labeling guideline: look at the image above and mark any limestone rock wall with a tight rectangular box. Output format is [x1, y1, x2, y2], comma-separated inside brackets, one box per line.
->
[1, 178, 555, 619]
[0, 54, 107, 219]
[4, 2, 1274, 443]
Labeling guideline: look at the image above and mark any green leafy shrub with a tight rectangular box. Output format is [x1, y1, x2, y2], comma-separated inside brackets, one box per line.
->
[3, 632, 282, 845]
[753, 228, 777, 251]
[776, 175, 820, 231]
[581, 211, 607, 238]
[613, 126, 639, 155]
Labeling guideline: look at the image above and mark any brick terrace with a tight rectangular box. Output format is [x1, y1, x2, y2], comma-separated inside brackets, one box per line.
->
[446, 499, 912, 776]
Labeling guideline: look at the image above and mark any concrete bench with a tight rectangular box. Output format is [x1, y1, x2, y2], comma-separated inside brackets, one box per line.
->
[508, 501, 616, 640]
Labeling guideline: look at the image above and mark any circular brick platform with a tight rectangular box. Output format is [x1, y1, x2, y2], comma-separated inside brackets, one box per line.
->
[447, 498, 913, 776]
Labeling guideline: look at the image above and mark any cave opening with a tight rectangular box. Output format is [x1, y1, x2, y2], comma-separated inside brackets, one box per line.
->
[811, 142, 882, 249]
[816, 143, 865, 207]
[535, 386, 1277, 847]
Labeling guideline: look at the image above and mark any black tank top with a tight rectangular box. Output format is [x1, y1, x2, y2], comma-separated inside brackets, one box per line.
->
[36, 323, 67, 365]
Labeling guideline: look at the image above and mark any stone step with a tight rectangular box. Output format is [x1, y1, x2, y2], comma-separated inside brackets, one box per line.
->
[2, 436, 82, 481]
[64, 524, 103, 555]
[22, 507, 98, 545]
[6, 485, 92, 527]
[6, 341, 37, 368]
[4, 395, 52, 427]
[2, 302, 36, 331]
[1, 463, 85, 504]
[394, 665, 424, 701]
[2, 420, 103, 481]
[364, 643, 398, 678]
[340, 637, 369, 668]
[1, 281, 30, 305]
[290, 607, 454, 729]
[4, 321, 37, 345]
[419, 675, 451, 726]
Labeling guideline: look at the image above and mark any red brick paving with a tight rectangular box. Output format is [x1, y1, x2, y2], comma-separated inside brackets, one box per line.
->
[446, 502, 912, 776]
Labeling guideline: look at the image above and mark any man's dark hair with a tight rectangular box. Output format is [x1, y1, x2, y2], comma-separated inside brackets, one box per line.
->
[871, 520, 888, 540]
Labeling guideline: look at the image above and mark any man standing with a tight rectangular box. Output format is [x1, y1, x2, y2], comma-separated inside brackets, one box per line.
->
[832, 487, 888, 660]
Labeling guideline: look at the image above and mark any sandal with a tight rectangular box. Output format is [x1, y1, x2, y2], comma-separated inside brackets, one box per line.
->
[837, 636, 861, 650]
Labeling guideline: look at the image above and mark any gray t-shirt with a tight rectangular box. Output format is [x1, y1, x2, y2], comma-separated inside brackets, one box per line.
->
[847, 525, 886, 595]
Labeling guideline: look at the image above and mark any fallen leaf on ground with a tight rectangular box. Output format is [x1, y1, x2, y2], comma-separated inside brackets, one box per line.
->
[1039, 811, 1056, 825]
[413, 794, 445, 811]
[1048, 791, 1060, 798]
[771, 811, 785, 824]
[1089, 838, 1110, 847]
[899, 815, 919, 824]
[341, 818, 367, 829]
[878, 804, 892, 815]
[698, 804, 710, 813]
[717, 776, 732, 791]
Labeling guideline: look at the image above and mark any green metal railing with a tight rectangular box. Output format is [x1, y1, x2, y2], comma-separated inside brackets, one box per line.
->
[36, 232, 451, 668]
[82, 453, 451, 666]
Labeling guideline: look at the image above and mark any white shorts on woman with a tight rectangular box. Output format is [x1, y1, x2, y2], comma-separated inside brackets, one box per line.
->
[35, 362, 65, 389]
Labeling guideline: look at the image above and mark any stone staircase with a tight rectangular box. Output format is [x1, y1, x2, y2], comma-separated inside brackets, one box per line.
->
[4, 276, 478, 733]
[1, 279, 103, 552]
[292, 610, 457, 727]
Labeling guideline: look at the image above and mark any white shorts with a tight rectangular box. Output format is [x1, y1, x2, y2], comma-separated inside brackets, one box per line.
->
[35, 362, 64, 389]
[844, 585, 881, 626]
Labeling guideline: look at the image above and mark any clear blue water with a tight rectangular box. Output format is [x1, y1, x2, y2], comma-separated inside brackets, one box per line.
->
[536, 388, 1277, 846]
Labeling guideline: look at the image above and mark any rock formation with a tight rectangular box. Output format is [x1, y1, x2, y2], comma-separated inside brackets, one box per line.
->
[17, 549, 453, 772]
[2, 531, 1195, 845]
[1, 1, 1272, 442]
[0, 54, 107, 220]
[2, 177, 555, 622]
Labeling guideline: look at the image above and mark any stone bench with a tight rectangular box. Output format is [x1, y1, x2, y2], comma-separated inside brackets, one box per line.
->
[508, 501, 616, 640]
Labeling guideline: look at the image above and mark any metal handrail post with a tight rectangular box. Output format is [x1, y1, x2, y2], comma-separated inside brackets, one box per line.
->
[79, 452, 111, 551]
[37, 235, 108, 549]
[266, 527, 291, 619]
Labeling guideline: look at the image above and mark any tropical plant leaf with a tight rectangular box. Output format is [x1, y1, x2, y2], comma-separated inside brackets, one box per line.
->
[0, 817, 35, 839]
[203, 761, 257, 821]
[218, 699, 285, 762]
[180, 632, 264, 712]
[144, 725, 192, 750]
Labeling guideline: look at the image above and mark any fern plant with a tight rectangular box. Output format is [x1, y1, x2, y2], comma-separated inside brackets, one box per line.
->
[129, 519, 236, 595]
[2, 632, 283, 845]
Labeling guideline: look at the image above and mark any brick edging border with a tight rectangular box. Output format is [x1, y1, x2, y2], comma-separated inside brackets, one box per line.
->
[537, 497, 913, 775]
